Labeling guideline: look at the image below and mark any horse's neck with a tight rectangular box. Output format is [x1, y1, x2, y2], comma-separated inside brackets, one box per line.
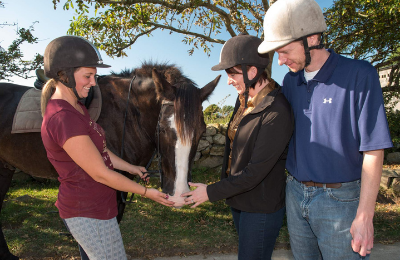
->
[102, 83, 160, 164]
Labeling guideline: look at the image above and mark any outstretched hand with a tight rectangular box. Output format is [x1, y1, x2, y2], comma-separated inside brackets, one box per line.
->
[145, 188, 175, 207]
[181, 182, 209, 208]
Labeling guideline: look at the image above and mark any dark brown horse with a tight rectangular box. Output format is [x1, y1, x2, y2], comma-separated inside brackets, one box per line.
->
[0, 62, 220, 260]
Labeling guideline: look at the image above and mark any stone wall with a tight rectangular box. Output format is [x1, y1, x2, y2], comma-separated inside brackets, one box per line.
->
[194, 123, 400, 170]
[193, 123, 228, 169]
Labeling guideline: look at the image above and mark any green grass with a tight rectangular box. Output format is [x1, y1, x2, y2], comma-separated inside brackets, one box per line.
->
[1, 168, 240, 259]
[375, 203, 400, 243]
[374, 188, 400, 244]
[120, 168, 239, 258]
[1, 179, 79, 259]
[2, 168, 399, 259]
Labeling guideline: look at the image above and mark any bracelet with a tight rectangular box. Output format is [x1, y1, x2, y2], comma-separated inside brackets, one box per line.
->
[143, 186, 147, 197]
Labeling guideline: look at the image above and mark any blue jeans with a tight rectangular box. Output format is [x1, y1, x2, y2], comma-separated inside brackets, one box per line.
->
[286, 174, 369, 260]
[231, 206, 285, 260]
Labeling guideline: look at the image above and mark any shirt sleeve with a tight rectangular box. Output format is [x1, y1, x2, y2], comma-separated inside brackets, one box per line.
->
[355, 64, 393, 151]
[47, 111, 89, 148]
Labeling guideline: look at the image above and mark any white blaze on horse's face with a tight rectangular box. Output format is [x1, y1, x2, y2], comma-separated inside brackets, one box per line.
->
[167, 114, 191, 208]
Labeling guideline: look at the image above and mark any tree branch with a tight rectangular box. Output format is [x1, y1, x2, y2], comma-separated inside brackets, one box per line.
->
[113, 26, 158, 55]
[375, 57, 400, 70]
[147, 22, 225, 44]
[247, 6, 264, 24]
[97, 0, 237, 36]
[387, 65, 399, 89]
[382, 84, 400, 93]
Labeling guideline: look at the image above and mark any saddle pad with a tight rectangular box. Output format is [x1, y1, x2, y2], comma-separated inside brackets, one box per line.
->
[11, 86, 102, 134]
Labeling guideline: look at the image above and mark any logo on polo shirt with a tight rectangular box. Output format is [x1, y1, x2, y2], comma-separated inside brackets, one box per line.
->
[323, 98, 332, 104]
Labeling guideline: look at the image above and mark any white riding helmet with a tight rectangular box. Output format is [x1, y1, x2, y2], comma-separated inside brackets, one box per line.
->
[258, 0, 327, 54]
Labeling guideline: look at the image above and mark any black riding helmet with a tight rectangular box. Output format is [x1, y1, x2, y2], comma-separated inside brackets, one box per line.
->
[211, 34, 270, 107]
[44, 35, 111, 99]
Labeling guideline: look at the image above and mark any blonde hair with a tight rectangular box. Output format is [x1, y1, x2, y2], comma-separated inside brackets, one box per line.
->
[40, 79, 57, 116]
[40, 70, 74, 116]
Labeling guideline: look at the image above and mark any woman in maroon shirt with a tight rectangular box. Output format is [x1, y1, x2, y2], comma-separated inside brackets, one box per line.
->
[40, 36, 174, 260]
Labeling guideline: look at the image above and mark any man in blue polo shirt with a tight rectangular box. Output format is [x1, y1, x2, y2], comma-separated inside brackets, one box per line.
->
[258, 0, 393, 259]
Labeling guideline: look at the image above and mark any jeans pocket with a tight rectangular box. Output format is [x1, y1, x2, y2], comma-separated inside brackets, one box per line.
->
[327, 180, 360, 202]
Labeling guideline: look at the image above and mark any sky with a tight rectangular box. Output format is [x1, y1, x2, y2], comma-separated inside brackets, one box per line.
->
[0, 0, 333, 108]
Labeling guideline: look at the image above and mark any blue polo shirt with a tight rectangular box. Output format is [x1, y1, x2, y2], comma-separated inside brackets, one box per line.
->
[282, 49, 393, 183]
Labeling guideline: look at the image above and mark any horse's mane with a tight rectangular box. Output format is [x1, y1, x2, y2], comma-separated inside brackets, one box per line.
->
[111, 62, 196, 86]
[174, 81, 202, 144]
[111, 62, 201, 144]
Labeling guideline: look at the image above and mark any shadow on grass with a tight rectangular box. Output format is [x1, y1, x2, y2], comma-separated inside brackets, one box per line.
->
[375, 202, 400, 244]
[2, 179, 81, 259]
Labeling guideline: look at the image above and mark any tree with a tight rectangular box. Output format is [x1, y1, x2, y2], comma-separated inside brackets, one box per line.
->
[52, 0, 277, 57]
[204, 104, 220, 118]
[51, 0, 276, 75]
[324, 0, 400, 107]
[50, 0, 399, 104]
[221, 105, 234, 118]
[0, 2, 43, 81]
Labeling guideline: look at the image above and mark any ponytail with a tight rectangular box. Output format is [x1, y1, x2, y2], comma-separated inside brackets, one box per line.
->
[40, 79, 57, 116]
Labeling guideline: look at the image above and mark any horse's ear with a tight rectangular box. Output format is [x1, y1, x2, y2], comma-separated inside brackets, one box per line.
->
[200, 75, 221, 102]
[152, 68, 176, 101]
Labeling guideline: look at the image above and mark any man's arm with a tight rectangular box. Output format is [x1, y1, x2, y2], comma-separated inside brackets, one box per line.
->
[350, 149, 384, 257]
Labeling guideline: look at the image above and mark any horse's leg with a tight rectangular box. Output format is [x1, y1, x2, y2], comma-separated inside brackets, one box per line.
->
[0, 166, 19, 260]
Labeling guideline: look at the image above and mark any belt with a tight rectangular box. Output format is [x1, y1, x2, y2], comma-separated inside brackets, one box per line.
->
[301, 181, 342, 189]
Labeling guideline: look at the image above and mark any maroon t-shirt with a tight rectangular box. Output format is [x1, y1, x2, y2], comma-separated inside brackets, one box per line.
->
[41, 99, 117, 220]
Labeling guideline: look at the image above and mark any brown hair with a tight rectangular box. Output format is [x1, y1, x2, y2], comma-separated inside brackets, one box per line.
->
[225, 65, 269, 89]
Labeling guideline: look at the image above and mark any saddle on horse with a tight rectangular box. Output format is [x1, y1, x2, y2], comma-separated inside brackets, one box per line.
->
[11, 69, 102, 134]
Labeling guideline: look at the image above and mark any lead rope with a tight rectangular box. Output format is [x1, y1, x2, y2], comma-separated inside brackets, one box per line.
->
[119, 75, 137, 204]
[120, 75, 136, 159]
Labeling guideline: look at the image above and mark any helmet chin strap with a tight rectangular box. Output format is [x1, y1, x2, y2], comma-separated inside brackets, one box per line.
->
[72, 87, 82, 100]
[241, 64, 264, 108]
[59, 68, 82, 100]
[302, 34, 325, 68]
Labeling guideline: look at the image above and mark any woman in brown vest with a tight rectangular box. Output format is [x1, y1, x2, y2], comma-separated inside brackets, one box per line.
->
[182, 34, 294, 260]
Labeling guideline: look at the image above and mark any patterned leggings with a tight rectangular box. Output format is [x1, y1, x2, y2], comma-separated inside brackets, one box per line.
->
[64, 217, 127, 260]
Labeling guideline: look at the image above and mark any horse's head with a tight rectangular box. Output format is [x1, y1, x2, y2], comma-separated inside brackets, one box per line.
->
[152, 68, 220, 208]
